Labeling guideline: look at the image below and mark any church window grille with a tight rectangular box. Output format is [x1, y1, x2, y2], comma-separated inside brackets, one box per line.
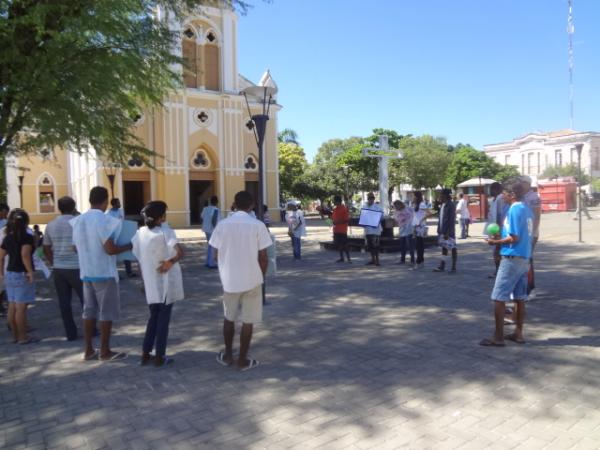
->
[244, 156, 257, 170]
[128, 156, 143, 168]
[192, 150, 210, 169]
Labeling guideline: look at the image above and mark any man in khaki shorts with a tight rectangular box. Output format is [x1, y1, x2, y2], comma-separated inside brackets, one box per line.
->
[209, 191, 271, 371]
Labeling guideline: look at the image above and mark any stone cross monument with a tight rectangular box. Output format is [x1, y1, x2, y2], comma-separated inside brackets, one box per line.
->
[362, 135, 403, 214]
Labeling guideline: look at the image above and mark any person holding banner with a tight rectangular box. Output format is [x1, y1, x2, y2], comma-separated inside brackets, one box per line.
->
[107, 198, 137, 278]
[71, 187, 132, 362]
[362, 193, 383, 266]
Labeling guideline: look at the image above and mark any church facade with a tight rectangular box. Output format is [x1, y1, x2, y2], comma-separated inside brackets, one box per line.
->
[5, 6, 281, 227]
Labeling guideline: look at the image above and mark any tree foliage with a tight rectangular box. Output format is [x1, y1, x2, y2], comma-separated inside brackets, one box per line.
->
[444, 145, 519, 187]
[278, 128, 299, 145]
[540, 163, 590, 185]
[278, 142, 307, 198]
[0, 0, 250, 163]
[400, 135, 451, 189]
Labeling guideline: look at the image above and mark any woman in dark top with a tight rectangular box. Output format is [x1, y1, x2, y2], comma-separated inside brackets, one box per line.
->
[0, 209, 38, 344]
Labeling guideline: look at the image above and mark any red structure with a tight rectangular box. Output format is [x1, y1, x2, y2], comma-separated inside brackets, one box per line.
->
[457, 178, 497, 221]
[537, 177, 577, 212]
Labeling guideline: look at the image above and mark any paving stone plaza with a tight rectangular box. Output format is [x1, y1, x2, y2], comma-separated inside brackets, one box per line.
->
[1, 211, 599, 449]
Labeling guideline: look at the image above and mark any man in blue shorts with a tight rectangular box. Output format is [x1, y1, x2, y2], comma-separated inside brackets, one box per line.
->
[480, 178, 533, 347]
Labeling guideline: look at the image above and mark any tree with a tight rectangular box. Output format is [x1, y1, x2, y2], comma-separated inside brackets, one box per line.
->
[444, 145, 519, 187]
[0, 0, 250, 163]
[278, 128, 299, 145]
[540, 163, 590, 185]
[278, 142, 307, 198]
[400, 135, 451, 189]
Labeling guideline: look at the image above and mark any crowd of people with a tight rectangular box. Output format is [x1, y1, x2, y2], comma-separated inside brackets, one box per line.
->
[322, 175, 541, 346]
[0, 187, 271, 371]
[0, 174, 543, 372]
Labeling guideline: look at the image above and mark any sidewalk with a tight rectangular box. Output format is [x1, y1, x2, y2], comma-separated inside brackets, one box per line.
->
[0, 210, 599, 449]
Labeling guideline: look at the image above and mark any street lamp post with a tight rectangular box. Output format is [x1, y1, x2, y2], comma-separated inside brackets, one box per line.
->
[242, 86, 277, 221]
[13, 166, 31, 208]
[574, 143, 583, 242]
[478, 171, 483, 221]
[17, 168, 26, 208]
[554, 174, 560, 210]
[103, 163, 120, 200]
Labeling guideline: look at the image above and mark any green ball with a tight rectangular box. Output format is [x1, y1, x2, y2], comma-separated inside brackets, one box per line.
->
[487, 223, 500, 235]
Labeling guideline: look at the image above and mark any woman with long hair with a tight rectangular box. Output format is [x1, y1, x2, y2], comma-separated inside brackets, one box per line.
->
[0, 209, 38, 344]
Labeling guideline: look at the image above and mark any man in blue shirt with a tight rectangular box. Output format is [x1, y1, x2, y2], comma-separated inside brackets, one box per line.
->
[480, 178, 533, 347]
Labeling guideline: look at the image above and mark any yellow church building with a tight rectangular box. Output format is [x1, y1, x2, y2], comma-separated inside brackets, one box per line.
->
[5, 5, 281, 227]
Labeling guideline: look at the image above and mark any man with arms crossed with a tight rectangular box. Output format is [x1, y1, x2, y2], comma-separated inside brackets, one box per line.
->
[210, 191, 272, 371]
[480, 178, 533, 347]
[71, 187, 132, 361]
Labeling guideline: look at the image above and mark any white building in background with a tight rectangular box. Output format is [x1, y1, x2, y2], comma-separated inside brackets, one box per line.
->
[484, 130, 600, 180]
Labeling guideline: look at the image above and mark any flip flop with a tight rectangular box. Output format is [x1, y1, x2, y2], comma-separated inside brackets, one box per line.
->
[504, 334, 526, 344]
[216, 351, 233, 367]
[433, 267, 445, 272]
[18, 337, 41, 345]
[100, 352, 127, 362]
[83, 349, 99, 361]
[240, 359, 260, 372]
[479, 338, 505, 347]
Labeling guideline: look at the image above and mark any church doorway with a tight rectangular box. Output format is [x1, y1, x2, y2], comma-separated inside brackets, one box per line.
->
[123, 181, 150, 217]
[189, 180, 214, 224]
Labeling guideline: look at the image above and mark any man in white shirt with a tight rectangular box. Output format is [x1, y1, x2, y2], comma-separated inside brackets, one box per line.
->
[200, 196, 220, 268]
[456, 193, 470, 239]
[209, 191, 272, 371]
[71, 187, 133, 362]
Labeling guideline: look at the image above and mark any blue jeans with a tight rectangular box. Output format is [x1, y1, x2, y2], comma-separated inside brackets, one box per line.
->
[460, 219, 469, 239]
[400, 235, 415, 263]
[142, 303, 173, 357]
[205, 232, 216, 267]
[291, 236, 301, 259]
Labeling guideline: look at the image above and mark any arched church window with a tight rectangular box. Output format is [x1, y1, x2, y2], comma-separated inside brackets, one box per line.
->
[191, 149, 211, 169]
[38, 173, 55, 213]
[204, 29, 220, 91]
[182, 27, 197, 88]
[244, 155, 257, 170]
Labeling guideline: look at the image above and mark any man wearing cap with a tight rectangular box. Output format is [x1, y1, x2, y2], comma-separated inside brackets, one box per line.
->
[363, 193, 383, 266]
[519, 176, 541, 298]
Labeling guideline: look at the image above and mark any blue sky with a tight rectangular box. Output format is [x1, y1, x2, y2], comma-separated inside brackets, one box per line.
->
[237, 0, 600, 162]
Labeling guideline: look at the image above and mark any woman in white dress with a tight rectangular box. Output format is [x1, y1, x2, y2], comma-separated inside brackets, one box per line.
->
[132, 201, 184, 367]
